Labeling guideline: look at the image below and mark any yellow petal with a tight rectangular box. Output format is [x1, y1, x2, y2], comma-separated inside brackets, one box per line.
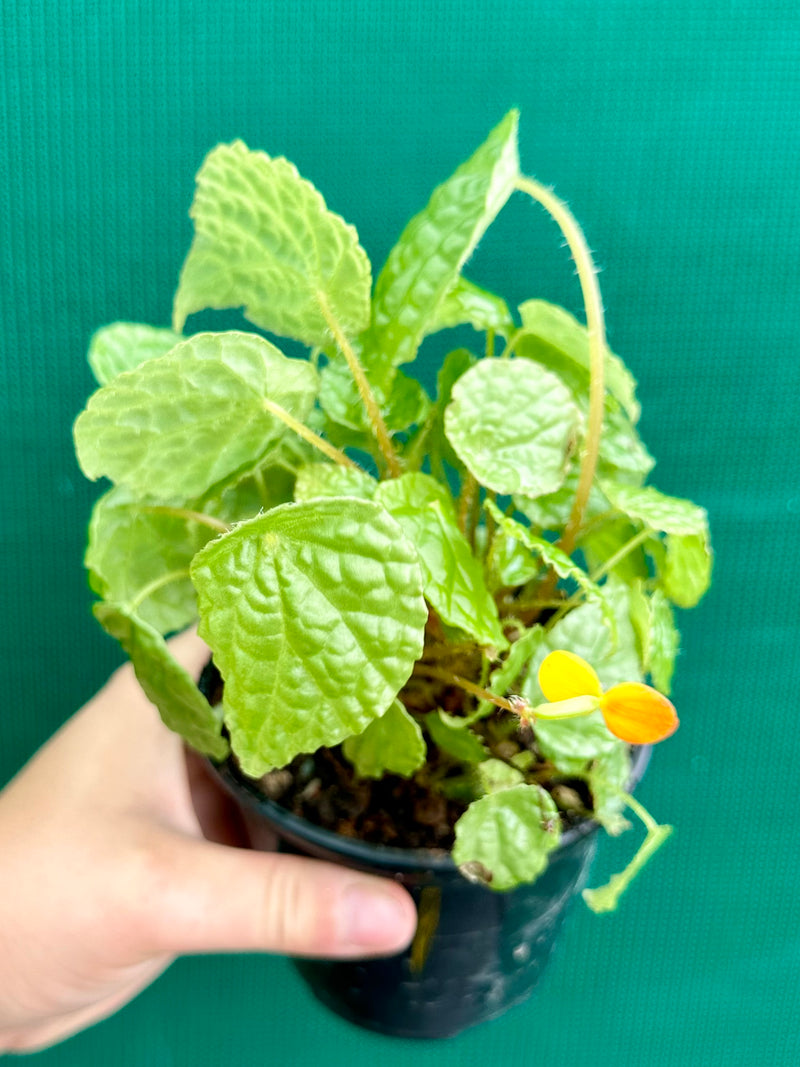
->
[538, 650, 603, 702]
[600, 683, 679, 744]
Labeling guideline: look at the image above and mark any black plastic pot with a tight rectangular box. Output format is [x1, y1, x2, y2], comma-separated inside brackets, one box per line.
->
[209, 745, 651, 1040]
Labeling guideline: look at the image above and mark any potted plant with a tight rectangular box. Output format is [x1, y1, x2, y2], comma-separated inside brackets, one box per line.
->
[73, 111, 711, 1038]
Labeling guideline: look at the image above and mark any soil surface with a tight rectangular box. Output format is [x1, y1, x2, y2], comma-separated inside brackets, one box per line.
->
[200, 661, 593, 851]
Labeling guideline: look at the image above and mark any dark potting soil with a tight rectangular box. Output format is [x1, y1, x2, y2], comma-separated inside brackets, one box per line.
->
[200, 661, 593, 852]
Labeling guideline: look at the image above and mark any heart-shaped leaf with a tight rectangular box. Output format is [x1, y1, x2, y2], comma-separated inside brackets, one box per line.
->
[190, 499, 427, 775]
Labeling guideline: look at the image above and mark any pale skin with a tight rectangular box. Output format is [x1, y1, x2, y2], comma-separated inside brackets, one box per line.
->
[0, 631, 417, 1054]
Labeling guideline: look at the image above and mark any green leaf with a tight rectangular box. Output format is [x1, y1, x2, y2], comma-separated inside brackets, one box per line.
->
[662, 532, 713, 608]
[517, 300, 640, 423]
[515, 470, 609, 532]
[444, 360, 578, 498]
[597, 406, 655, 485]
[74, 332, 318, 500]
[343, 700, 426, 779]
[425, 710, 489, 763]
[475, 758, 525, 794]
[580, 517, 651, 586]
[190, 499, 427, 776]
[486, 503, 616, 638]
[85, 487, 215, 634]
[375, 473, 507, 650]
[602, 481, 710, 537]
[293, 462, 377, 502]
[486, 531, 541, 591]
[201, 467, 296, 523]
[452, 783, 561, 891]
[584, 744, 632, 834]
[173, 141, 371, 345]
[93, 602, 228, 760]
[366, 110, 519, 374]
[428, 276, 515, 338]
[475, 626, 546, 718]
[649, 589, 680, 693]
[88, 323, 184, 385]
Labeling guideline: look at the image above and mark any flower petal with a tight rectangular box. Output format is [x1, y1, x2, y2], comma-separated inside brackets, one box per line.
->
[538, 650, 603, 702]
[600, 683, 679, 744]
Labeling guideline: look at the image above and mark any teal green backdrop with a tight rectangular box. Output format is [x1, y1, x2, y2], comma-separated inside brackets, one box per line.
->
[2, 2, 798, 1064]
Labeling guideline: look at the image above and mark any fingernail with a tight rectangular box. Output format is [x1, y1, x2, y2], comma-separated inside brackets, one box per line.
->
[342, 883, 416, 951]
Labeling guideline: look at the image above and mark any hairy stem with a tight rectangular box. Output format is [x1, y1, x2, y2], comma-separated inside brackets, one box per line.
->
[261, 398, 359, 469]
[515, 176, 606, 558]
[141, 507, 230, 535]
[316, 291, 401, 477]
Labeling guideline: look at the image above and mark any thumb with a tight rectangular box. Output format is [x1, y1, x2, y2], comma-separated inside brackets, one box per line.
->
[139, 831, 418, 960]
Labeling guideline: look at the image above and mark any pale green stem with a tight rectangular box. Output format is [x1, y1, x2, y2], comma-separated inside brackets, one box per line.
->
[514, 176, 606, 559]
[582, 792, 673, 914]
[128, 568, 191, 613]
[316, 291, 401, 477]
[545, 526, 654, 629]
[252, 468, 271, 509]
[261, 397, 359, 470]
[589, 527, 653, 583]
[413, 663, 523, 715]
[141, 506, 230, 535]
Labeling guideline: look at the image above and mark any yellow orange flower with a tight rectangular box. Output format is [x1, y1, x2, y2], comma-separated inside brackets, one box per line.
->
[537, 650, 679, 744]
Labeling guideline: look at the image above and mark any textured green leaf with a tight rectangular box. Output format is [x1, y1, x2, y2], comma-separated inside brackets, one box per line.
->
[662, 532, 713, 608]
[293, 462, 377, 502]
[517, 300, 640, 423]
[516, 469, 609, 532]
[580, 517, 651, 585]
[93, 602, 228, 760]
[343, 700, 426, 779]
[445, 360, 578, 498]
[375, 473, 507, 650]
[190, 499, 427, 775]
[649, 589, 680, 693]
[486, 531, 541, 591]
[597, 406, 655, 484]
[429, 276, 515, 338]
[173, 141, 371, 345]
[74, 332, 318, 499]
[584, 744, 632, 834]
[475, 758, 525, 794]
[88, 322, 184, 385]
[366, 110, 519, 373]
[452, 783, 561, 891]
[425, 710, 489, 763]
[86, 487, 215, 634]
[602, 481, 709, 536]
[486, 503, 616, 637]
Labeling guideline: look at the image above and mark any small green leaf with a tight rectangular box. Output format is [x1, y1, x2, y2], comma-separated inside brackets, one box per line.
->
[293, 462, 377, 502]
[88, 323, 184, 385]
[173, 141, 371, 345]
[584, 744, 632, 834]
[649, 589, 680, 693]
[93, 602, 228, 760]
[74, 332, 318, 500]
[343, 700, 426, 779]
[375, 473, 507, 650]
[475, 758, 525, 794]
[452, 783, 561, 891]
[444, 360, 578, 498]
[486, 532, 541, 591]
[662, 532, 713, 608]
[515, 471, 609, 532]
[366, 110, 519, 373]
[602, 481, 710, 537]
[85, 487, 214, 634]
[517, 300, 640, 423]
[429, 276, 515, 338]
[190, 499, 427, 776]
[486, 503, 616, 637]
[425, 710, 489, 763]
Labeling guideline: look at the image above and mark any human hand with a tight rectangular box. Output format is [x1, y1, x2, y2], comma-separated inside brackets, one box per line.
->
[0, 632, 417, 1053]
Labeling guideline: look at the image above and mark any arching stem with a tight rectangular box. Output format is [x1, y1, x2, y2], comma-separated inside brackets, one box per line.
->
[514, 176, 606, 560]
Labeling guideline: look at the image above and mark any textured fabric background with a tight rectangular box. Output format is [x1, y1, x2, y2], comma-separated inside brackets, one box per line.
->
[1, 2, 798, 1064]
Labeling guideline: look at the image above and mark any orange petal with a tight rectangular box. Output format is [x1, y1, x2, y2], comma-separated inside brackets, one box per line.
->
[600, 683, 679, 744]
[538, 650, 603, 702]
